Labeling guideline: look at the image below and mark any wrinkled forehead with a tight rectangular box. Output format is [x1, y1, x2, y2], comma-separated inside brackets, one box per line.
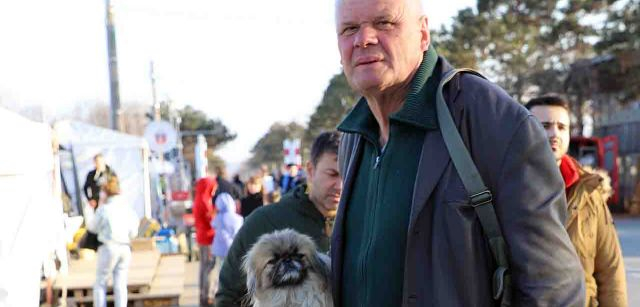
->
[335, 0, 424, 23]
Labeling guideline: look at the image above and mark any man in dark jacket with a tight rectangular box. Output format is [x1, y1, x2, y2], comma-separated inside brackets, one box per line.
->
[83, 153, 116, 208]
[215, 131, 342, 306]
[332, 0, 585, 306]
[213, 166, 243, 208]
[81, 154, 117, 251]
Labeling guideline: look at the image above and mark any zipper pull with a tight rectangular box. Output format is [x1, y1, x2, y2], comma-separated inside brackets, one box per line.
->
[374, 155, 381, 169]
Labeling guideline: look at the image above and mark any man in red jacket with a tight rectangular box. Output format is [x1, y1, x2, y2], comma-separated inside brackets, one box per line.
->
[193, 174, 218, 306]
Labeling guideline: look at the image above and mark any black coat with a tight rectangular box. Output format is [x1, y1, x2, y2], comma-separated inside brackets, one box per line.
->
[240, 192, 263, 218]
[83, 166, 116, 202]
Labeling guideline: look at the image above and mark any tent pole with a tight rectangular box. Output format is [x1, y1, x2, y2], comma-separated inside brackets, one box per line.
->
[143, 147, 152, 219]
[69, 146, 83, 216]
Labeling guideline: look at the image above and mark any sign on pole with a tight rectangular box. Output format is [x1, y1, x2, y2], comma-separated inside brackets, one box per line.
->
[283, 139, 301, 166]
[144, 120, 177, 154]
[194, 134, 208, 179]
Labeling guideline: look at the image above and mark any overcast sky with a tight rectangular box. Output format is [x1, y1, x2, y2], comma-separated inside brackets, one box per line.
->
[0, 0, 475, 166]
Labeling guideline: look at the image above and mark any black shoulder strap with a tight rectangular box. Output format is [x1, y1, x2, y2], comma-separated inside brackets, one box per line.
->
[436, 68, 512, 305]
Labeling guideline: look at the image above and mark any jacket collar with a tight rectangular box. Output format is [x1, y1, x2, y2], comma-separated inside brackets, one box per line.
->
[560, 155, 580, 189]
[390, 46, 439, 129]
[563, 156, 605, 194]
[337, 47, 439, 139]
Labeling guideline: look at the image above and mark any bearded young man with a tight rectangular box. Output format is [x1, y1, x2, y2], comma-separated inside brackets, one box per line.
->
[331, 0, 585, 305]
[527, 95, 627, 307]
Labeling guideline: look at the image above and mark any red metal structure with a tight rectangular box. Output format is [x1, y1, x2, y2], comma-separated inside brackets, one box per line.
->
[569, 136, 621, 210]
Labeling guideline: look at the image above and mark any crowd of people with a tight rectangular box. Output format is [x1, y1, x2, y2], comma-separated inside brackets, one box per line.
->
[49, 138, 326, 306]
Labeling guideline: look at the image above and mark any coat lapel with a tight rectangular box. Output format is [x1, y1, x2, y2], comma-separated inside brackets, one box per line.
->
[331, 133, 363, 304]
[334, 134, 362, 246]
[408, 60, 462, 229]
[409, 129, 450, 229]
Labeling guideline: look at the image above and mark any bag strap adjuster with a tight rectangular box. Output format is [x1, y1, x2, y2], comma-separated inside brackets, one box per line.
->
[470, 190, 493, 208]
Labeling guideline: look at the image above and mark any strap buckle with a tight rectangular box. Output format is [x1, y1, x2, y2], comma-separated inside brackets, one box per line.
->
[492, 266, 508, 300]
[470, 190, 493, 208]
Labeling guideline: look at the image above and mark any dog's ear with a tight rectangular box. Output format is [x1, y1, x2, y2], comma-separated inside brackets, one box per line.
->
[243, 274, 257, 306]
[242, 254, 261, 291]
[310, 252, 331, 287]
[242, 254, 259, 306]
[246, 269, 257, 295]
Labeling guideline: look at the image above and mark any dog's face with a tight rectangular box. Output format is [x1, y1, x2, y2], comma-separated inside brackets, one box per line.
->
[243, 229, 322, 293]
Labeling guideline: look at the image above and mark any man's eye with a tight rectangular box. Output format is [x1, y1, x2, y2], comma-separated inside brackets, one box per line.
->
[341, 26, 358, 35]
[376, 20, 393, 28]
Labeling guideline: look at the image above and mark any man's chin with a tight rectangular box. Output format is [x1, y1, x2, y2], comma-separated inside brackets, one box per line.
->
[324, 202, 339, 212]
[350, 75, 386, 93]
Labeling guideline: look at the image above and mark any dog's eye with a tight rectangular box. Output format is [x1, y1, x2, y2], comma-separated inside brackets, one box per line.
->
[294, 253, 305, 260]
[267, 258, 277, 265]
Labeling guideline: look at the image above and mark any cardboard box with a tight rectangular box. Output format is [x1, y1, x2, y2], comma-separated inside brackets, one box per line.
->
[131, 238, 156, 252]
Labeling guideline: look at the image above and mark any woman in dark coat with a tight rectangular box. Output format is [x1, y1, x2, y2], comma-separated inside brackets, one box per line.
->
[240, 175, 264, 218]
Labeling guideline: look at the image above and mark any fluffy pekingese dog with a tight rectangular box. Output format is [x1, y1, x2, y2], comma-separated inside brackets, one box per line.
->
[242, 229, 333, 307]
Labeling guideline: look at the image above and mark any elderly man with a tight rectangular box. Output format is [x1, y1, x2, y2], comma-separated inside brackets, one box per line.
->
[331, 0, 585, 306]
[527, 95, 627, 307]
[215, 131, 343, 306]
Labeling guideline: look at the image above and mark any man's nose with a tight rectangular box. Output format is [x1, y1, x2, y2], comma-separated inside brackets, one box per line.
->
[548, 124, 560, 138]
[354, 25, 377, 48]
[335, 178, 343, 192]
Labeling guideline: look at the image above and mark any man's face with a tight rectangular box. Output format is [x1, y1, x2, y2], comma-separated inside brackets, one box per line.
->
[530, 105, 571, 163]
[336, 0, 429, 94]
[307, 153, 342, 214]
[94, 156, 106, 171]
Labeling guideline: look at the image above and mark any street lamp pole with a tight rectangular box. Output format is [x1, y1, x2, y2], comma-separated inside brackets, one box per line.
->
[150, 61, 160, 121]
[106, 0, 122, 131]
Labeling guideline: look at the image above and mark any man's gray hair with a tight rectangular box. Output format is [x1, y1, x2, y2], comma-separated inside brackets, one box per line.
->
[335, 0, 425, 18]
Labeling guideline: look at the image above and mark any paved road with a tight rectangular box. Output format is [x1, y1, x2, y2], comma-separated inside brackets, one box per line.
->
[615, 216, 640, 306]
[180, 260, 198, 307]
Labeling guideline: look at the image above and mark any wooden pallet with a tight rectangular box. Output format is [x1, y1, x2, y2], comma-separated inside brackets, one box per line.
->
[66, 254, 185, 307]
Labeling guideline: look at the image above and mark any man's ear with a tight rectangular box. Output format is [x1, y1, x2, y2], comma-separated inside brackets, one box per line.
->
[420, 15, 430, 51]
[306, 160, 314, 180]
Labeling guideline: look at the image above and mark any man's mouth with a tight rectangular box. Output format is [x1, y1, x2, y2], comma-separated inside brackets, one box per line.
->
[355, 55, 383, 66]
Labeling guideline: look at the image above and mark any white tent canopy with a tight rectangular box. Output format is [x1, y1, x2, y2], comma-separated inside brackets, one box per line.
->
[54, 120, 152, 220]
[0, 107, 62, 306]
